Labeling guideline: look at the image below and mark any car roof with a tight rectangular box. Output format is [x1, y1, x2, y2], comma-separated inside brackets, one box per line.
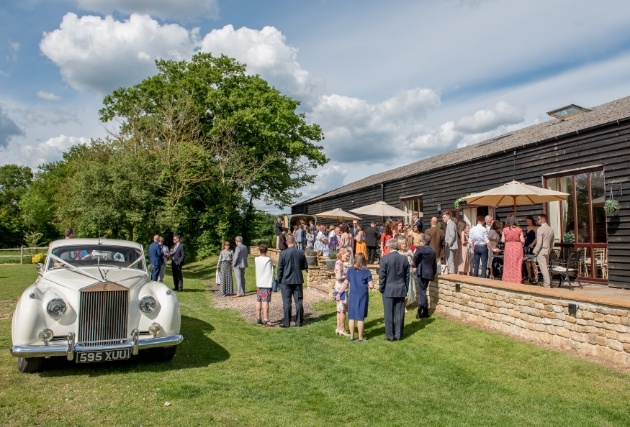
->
[49, 239, 144, 250]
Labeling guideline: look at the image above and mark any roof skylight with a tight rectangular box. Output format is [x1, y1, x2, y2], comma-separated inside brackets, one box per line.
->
[547, 104, 591, 120]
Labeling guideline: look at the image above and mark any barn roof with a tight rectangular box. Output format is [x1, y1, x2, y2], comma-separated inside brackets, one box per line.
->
[297, 95, 630, 205]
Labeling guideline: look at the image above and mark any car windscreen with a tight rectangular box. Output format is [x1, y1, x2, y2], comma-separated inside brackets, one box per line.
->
[47, 245, 146, 270]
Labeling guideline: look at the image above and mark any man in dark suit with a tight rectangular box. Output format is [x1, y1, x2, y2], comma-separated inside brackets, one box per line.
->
[413, 213, 423, 233]
[148, 235, 163, 282]
[364, 221, 380, 264]
[276, 235, 308, 327]
[413, 233, 437, 319]
[233, 235, 249, 297]
[379, 238, 410, 341]
[170, 235, 185, 291]
[275, 217, 284, 249]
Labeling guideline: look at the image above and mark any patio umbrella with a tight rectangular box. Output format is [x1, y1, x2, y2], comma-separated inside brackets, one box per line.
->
[463, 180, 569, 216]
[314, 208, 361, 222]
[350, 201, 409, 218]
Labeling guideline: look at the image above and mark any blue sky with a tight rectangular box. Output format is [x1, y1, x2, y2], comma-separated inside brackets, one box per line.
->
[2, 0, 630, 208]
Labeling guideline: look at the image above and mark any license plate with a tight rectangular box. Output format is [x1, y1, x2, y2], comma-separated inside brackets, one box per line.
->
[76, 349, 131, 363]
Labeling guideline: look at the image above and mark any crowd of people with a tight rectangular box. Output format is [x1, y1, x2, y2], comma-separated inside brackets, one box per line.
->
[439, 211, 553, 287]
[258, 215, 437, 341]
[210, 209, 555, 342]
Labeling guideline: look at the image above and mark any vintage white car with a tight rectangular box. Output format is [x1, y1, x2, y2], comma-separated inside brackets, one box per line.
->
[11, 238, 183, 373]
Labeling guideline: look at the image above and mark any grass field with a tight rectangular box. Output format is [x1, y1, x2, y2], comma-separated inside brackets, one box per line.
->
[1, 259, 630, 426]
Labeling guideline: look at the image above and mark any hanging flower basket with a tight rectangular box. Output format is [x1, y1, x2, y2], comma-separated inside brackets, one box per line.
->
[604, 199, 620, 214]
[453, 196, 467, 209]
[563, 231, 575, 244]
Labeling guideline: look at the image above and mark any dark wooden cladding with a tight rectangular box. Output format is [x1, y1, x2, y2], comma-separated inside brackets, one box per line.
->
[294, 115, 630, 289]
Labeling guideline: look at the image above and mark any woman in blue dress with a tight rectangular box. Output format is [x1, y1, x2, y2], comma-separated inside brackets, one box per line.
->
[337, 253, 373, 342]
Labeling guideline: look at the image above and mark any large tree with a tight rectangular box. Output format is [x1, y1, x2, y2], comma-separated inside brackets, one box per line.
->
[40, 53, 329, 256]
[99, 52, 327, 210]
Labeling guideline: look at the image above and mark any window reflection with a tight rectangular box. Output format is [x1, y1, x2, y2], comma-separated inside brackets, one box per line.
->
[545, 169, 607, 281]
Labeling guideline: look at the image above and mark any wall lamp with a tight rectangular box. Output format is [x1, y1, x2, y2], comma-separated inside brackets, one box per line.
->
[568, 303, 578, 316]
[455, 283, 461, 292]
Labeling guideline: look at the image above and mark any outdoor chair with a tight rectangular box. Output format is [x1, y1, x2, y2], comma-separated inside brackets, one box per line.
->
[550, 250, 583, 290]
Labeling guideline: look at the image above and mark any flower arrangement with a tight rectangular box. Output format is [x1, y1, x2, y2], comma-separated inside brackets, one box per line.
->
[604, 199, 620, 214]
[328, 250, 338, 259]
[306, 249, 317, 257]
[563, 231, 575, 244]
[31, 253, 46, 264]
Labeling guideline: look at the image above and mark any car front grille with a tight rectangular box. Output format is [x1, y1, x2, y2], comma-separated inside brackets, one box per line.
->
[78, 283, 129, 346]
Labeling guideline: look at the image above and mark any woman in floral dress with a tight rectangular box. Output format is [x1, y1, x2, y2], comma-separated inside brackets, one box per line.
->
[501, 217, 525, 284]
[334, 248, 351, 336]
[217, 241, 234, 295]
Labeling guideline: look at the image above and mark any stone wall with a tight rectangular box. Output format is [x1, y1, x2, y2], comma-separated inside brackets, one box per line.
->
[431, 276, 630, 366]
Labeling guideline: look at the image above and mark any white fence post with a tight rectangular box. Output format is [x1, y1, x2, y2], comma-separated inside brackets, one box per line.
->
[20, 246, 23, 265]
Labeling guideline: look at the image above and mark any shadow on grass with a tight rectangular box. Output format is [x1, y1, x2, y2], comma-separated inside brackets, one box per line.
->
[38, 314, 229, 377]
[184, 262, 217, 280]
[303, 309, 336, 325]
[363, 315, 435, 341]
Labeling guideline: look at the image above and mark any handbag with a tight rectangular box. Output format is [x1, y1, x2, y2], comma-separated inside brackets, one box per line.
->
[215, 270, 221, 285]
[272, 278, 279, 292]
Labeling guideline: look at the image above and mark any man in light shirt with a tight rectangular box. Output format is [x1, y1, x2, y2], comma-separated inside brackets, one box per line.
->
[469, 216, 499, 278]
[485, 215, 493, 230]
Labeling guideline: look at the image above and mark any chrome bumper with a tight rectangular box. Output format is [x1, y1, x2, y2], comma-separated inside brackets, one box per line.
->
[11, 330, 184, 360]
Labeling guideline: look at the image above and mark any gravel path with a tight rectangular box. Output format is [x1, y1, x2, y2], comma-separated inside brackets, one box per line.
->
[207, 282, 330, 326]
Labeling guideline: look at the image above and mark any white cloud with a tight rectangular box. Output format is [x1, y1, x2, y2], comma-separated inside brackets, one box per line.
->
[296, 165, 348, 202]
[200, 25, 324, 107]
[19, 135, 90, 170]
[75, 0, 219, 21]
[0, 105, 23, 148]
[454, 101, 525, 134]
[36, 91, 61, 101]
[309, 89, 440, 163]
[40, 13, 198, 94]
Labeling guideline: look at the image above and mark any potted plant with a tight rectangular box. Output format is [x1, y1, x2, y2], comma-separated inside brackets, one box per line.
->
[326, 251, 338, 271]
[305, 249, 318, 266]
[604, 199, 620, 215]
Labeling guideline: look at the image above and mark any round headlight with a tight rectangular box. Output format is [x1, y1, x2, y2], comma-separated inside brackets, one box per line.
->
[46, 298, 67, 319]
[139, 295, 157, 313]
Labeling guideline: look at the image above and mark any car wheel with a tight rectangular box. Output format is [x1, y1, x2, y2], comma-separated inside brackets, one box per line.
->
[150, 346, 177, 362]
[17, 357, 44, 373]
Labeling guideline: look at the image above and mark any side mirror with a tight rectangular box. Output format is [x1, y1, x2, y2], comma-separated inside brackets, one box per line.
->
[36, 263, 44, 273]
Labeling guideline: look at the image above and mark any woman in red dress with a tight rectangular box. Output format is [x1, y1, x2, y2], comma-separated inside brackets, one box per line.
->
[380, 221, 394, 257]
[501, 216, 525, 283]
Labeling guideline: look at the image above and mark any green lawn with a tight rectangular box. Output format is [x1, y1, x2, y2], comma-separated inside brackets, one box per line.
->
[1, 259, 629, 426]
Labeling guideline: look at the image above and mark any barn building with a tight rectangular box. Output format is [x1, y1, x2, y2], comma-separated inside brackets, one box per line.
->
[292, 96, 630, 288]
